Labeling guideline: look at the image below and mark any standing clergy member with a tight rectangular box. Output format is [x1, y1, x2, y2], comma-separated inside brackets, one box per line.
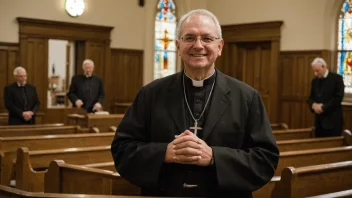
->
[308, 57, 345, 137]
[67, 59, 105, 113]
[111, 9, 279, 197]
[4, 66, 40, 125]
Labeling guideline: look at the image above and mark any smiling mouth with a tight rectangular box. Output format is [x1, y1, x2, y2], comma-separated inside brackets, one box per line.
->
[191, 54, 207, 57]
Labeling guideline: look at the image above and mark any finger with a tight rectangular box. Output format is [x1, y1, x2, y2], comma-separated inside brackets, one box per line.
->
[174, 141, 202, 150]
[174, 147, 202, 156]
[173, 155, 201, 163]
[173, 135, 200, 145]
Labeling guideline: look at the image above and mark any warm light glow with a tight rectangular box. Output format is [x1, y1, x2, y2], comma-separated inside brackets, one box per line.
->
[65, 0, 85, 17]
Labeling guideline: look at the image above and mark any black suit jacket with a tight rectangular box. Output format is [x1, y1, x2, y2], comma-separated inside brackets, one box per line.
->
[67, 74, 105, 113]
[111, 70, 279, 197]
[307, 72, 345, 130]
[4, 82, 40, 125]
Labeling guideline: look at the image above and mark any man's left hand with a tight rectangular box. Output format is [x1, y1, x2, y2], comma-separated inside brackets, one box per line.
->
[93, 103, 103, 111]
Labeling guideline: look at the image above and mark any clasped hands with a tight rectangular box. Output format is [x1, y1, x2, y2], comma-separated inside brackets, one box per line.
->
[22, 111, 33, 121]
[164, 130, 213, 166]
[75, 99, 102, 111]
[312, 102, 324, 114]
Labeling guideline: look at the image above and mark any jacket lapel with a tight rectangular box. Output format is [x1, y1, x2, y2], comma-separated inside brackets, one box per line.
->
[202, 71, 230, 140]
[167, 73, 187, 133]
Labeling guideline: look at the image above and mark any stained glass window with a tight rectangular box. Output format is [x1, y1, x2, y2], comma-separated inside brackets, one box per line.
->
[154, 0, 177, 79]
[338, 0, 352, 93]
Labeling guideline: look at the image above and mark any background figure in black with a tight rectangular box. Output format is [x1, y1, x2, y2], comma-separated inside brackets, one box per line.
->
[67, 59, 105, 113]
[4, 66, 40, 125]
[308, 57, 345, 137]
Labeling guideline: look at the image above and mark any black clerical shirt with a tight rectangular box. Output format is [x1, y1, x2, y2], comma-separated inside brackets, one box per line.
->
[183, 72, 216, 139]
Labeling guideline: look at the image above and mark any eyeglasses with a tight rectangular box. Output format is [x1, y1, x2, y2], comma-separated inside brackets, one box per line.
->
[180, 35, 221, 45]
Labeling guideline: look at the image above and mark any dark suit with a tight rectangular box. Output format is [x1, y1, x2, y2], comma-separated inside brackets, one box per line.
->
[67, 75, 105, 113]
[4, 83, 40, 125]
[111, 70, 279, 197]
[307, 72, 345, 137]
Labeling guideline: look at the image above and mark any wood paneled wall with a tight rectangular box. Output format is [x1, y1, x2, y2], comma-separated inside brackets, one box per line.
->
[0, 42, 20, 113]
[219, 21, 282, 123]
[110, 48, 143, 113]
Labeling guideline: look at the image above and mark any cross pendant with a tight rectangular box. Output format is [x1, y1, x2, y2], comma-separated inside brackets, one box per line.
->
[189, 121, 202, 136]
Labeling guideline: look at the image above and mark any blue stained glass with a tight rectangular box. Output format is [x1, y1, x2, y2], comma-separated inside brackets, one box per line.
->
[343, 2, 350, 12]
[338, 0, 352, 93]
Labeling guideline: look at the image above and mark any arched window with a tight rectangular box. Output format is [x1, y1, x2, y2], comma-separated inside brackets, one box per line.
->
[154, 0, 177, 79]
[338, 0, 352, 93]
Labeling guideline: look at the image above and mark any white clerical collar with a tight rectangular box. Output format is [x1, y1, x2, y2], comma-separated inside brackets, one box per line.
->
[17, 82, 26, 87]
[184, 69, 215, 87]
[323, 70, 329, 78]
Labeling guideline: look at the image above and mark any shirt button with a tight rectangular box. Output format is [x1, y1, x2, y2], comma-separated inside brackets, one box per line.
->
[196, 99, 201, 104]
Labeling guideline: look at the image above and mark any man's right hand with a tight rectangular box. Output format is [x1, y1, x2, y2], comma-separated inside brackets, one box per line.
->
[75, 99, 83, 108]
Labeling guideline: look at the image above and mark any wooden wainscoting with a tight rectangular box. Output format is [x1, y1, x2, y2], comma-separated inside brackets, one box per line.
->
[219, 21, 282, 123]
[0, 42, 20, 113]
[110, 48, 143, 113]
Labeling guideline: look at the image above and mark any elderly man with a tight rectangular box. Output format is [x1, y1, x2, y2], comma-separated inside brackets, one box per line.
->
[4, 67, 40, 125]
[111, 9, 279, 197]
[67, 59, 105, 113]
[308, 57, 345, 137]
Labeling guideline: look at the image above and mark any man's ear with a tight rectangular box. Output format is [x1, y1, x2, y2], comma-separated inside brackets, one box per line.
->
[176, 40, 181, 56]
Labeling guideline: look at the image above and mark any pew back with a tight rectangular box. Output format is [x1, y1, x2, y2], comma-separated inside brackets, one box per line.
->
[45, 160, 140, 195]
[273, 128, 314, 141]
[272, 161, 352, 198]
[276, 146, 352, 176]
[0, 125, 91, 137]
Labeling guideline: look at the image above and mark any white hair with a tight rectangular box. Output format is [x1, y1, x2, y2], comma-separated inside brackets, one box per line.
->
[82, 59, 94, 68]
[176, 9, 222, 39]
[13, 66, 26, 76]
[311, 57, 327, 67]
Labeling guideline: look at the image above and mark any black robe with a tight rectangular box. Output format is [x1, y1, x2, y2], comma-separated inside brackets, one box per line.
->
[307, 72, 345, 137]
[67, 74, 105, 113]
[4, 82, 40, 125]
[111, 69, 279, 197]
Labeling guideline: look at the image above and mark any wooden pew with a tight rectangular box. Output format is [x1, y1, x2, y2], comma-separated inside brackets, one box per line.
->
[0, 184, 165, 198]
[4, 146, 112, 192]
[67, 114, 124, 132]
[275, 146, 352, 176]
[0, 123, 64, 129]
[45, 160, 140, 195]
[307, 189, 352, 198]
[0, 125, 93, 137]
[271, 161, 352, 198]
[0, 133, 115, 186]
[0, 132, 114, 153]
[273, 127, 314, 141]
[277, 130, 352, 151]
[271, 123, 289, 130]
[252, 176, 280, 198]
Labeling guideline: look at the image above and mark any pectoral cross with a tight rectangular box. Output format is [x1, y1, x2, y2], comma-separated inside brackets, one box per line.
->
[189, 121, 202, 136]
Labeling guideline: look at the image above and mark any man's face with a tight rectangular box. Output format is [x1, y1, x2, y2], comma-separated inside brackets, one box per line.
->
[176, 14, 224, 70]
[83, 63, 94, 76]
[312, 64, 326, 78]
[15, 70, 27, 85]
